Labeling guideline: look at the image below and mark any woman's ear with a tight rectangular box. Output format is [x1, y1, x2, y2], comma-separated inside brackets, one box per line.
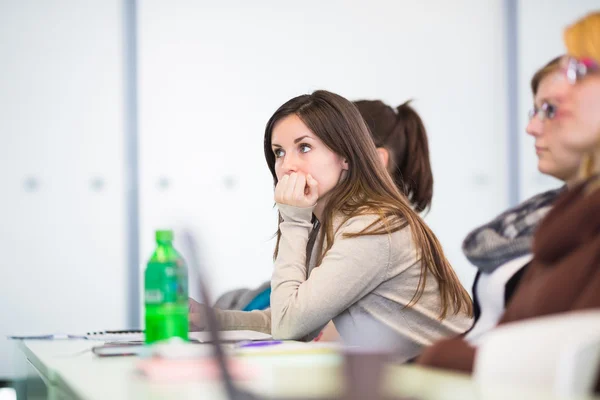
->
[376, 147, 390, 169]
[343, 159, 349, 170]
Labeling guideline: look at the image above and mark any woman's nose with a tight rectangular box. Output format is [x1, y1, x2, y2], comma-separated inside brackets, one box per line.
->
[526, 116, 544, 137]
[281, 153, 299, 175]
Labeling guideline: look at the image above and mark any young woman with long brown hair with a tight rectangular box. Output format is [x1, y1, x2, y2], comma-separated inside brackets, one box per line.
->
[191, 90, 472, 360]
[208, 99, 436, 314]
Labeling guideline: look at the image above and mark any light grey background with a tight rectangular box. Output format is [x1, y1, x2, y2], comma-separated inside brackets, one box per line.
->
[0, 0, 597, 381]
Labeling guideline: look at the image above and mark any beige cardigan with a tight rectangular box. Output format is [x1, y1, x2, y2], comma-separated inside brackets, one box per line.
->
[216, 204, 472, 360]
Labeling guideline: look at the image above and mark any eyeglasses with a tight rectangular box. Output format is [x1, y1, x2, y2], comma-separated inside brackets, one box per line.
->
[560, 56, 599, 84]
[528, 102, 557, 121]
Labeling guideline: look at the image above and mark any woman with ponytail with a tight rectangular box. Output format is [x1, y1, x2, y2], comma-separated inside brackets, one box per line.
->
[315, 99, 437, 342]
[354, 100, 433, 213]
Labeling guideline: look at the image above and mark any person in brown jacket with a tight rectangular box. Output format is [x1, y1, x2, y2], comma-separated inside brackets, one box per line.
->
[417, 11, 600, 378]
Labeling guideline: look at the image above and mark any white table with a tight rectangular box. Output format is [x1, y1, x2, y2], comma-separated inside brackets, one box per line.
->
[18, 339, 600, 400]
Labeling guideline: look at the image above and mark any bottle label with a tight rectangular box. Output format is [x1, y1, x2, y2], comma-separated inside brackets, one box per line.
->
[145, 289, 163, 303]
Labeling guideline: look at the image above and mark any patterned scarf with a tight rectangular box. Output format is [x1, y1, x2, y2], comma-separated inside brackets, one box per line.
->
[462, 187, 564, 273]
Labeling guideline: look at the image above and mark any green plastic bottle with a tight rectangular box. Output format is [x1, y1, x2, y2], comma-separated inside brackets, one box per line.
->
[144, 230, 189, 344]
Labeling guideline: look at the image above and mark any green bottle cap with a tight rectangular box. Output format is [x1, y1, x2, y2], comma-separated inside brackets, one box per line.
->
[155, 230, 174, 243]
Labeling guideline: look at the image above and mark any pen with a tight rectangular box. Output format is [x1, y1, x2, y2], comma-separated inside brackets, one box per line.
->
[237, 340, 283, 349]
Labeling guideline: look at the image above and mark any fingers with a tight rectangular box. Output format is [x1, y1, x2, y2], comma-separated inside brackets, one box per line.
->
[188, 298, 201, 313]
[189, 313, 204, 332]
[292, 174, 306, 202]
[305, 174, 319, 205]
[274, 174, 289, 203]
[284, 173, 299, 202]
[274, 172, 318, 208]
[188, 303, 208, 332]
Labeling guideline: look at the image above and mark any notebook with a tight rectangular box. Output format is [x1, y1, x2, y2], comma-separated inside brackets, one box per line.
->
[9, 329, 271, 343]
[83, 329, 271, 343]
[8, 330, 142, 341]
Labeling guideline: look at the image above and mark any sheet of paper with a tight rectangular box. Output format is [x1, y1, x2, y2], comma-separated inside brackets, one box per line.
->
[189, 330, 272, 343]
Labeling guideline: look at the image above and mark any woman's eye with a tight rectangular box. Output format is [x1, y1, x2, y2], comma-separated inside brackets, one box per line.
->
[299, 144, 311, 153]
[541, 102, 557, 120]
[546, 103, 557, 119]
[274, 148, 285, 158]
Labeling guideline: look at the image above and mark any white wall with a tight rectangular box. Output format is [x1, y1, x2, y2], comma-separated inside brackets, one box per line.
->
[0, 0, 128, 378]
[137, 0, 510, 299]
[517, 1, 599, 201]
[2, 0, 597, 381]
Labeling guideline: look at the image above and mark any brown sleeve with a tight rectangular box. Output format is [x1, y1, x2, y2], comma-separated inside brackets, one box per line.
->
[572, 253, 600, 310]
[415, 337, 476, 374]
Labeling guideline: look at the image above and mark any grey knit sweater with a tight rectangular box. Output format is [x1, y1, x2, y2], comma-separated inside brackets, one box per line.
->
[216, 204, 472, 360]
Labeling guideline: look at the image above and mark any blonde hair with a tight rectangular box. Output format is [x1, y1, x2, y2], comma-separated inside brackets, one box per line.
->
[563, 11, 600, 181]
[564, 12, 600, 61]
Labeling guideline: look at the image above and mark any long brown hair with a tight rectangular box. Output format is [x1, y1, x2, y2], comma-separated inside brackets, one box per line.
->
[354, 100, 433, 213]
[264, 90, 472, 319]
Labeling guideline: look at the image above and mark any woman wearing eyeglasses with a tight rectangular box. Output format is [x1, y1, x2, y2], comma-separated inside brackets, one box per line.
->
[416, 12, 600, 381]
[526, 57, 582, 188]
[412, 56, 580, 371]
[459, 56, 582, 345]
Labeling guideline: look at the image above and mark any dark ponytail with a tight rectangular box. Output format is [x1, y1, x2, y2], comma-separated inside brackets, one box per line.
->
[354, 99, 433, 213]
